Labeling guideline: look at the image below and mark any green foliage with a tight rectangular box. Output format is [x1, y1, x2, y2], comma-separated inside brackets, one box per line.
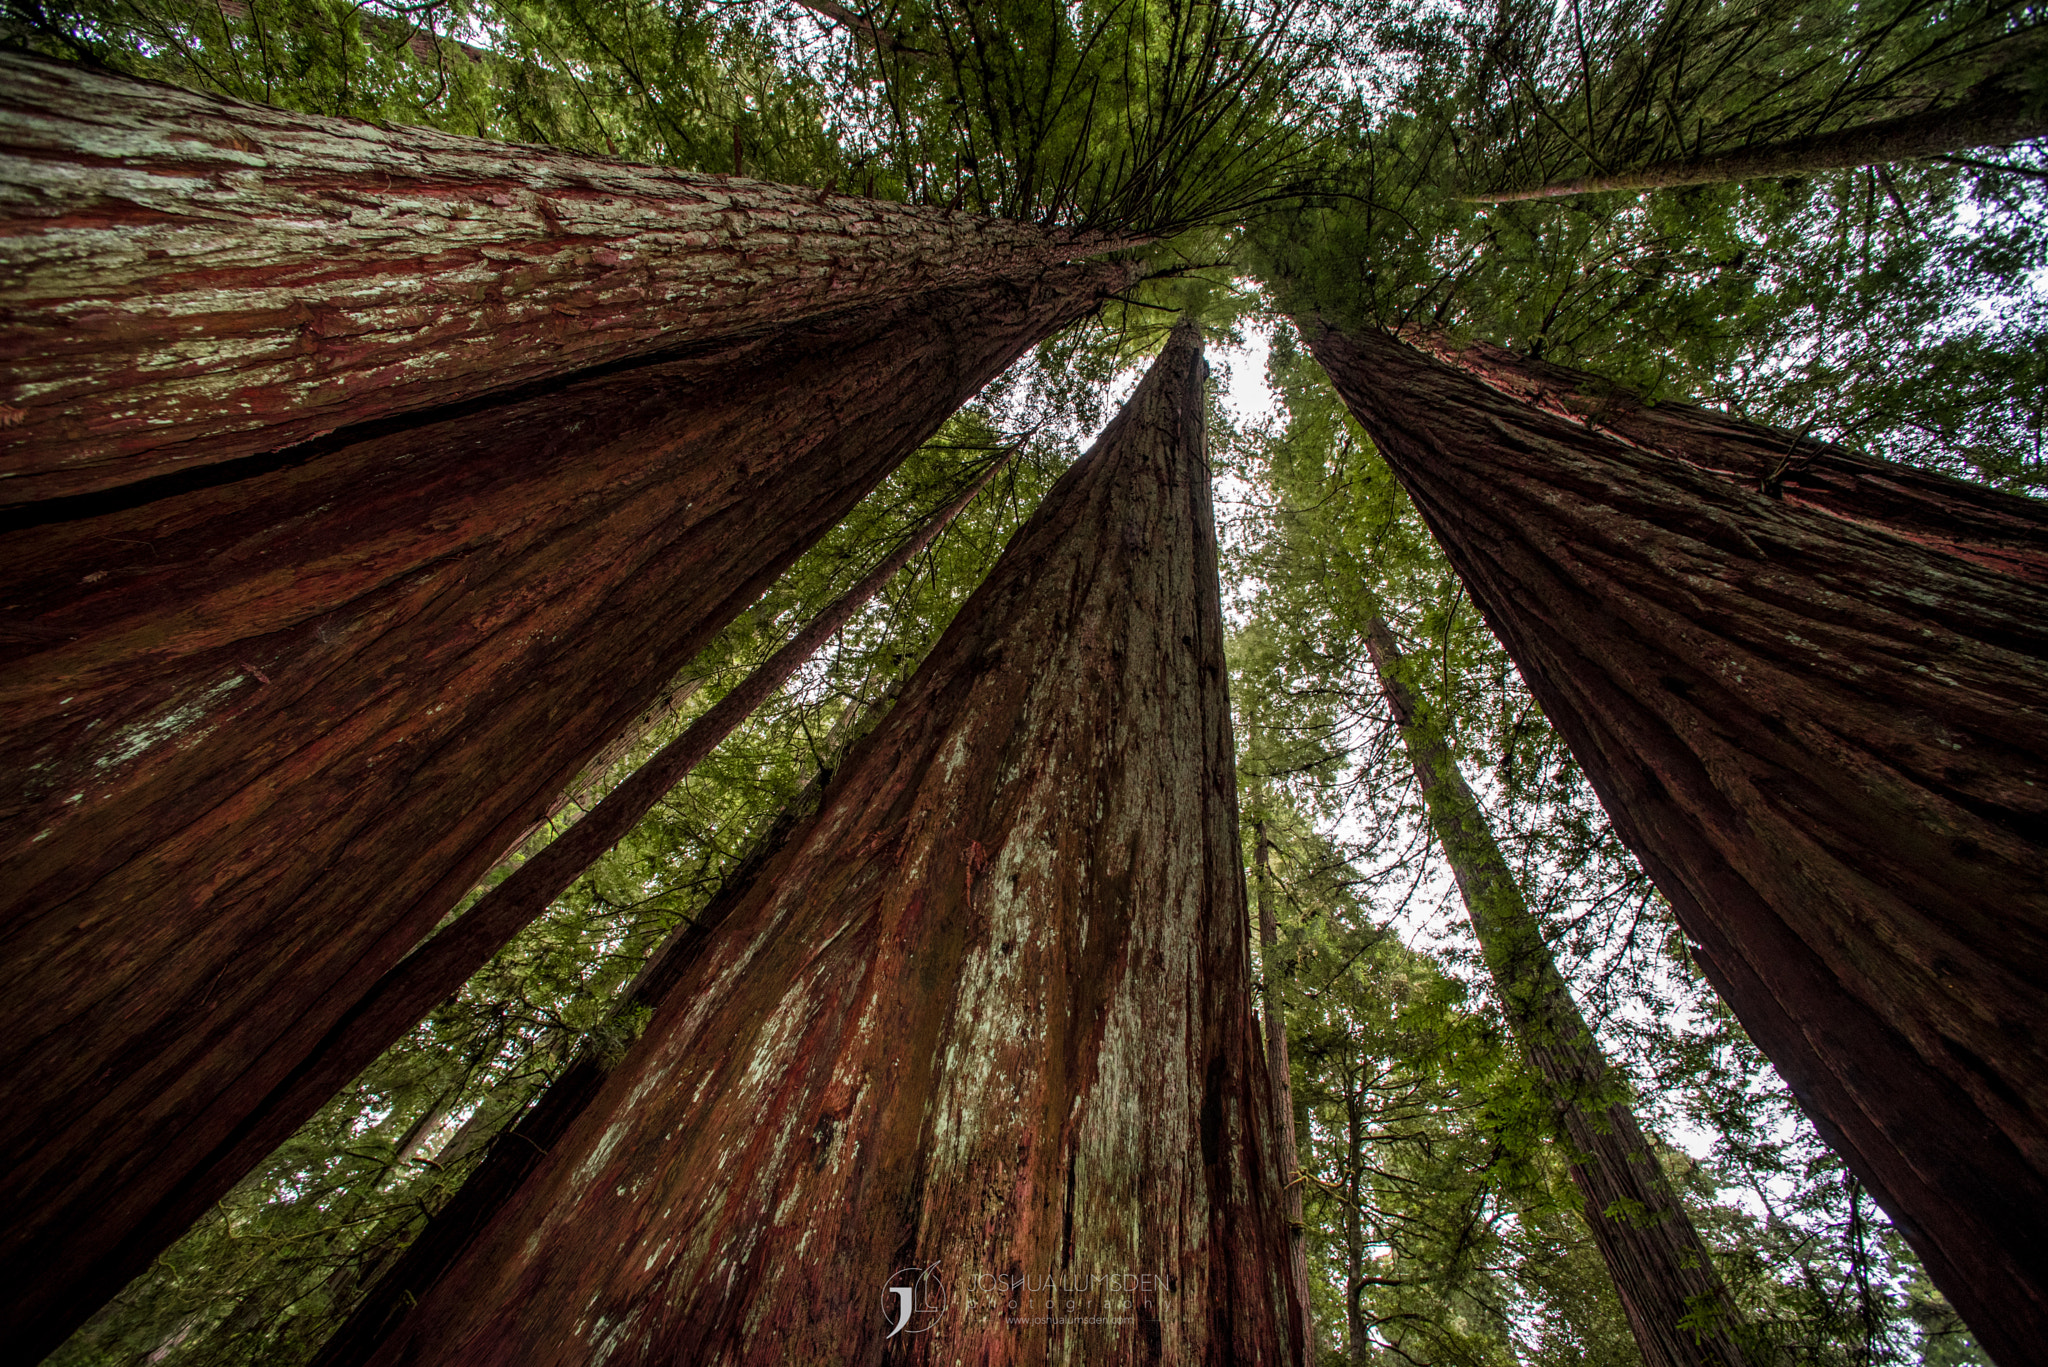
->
[1219, 337, 1993, 1364]
[18, 1, 2036, 1362]
[49, 395, 1097, 1367]
[798, 0, 1332, 231]
[1246, 0, 2048, 490]
[1452, 0, 2043, 191]
[6, 0, 851, 180]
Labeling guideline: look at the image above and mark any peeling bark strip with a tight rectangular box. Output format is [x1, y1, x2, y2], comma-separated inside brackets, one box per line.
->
[0, 261, 1135, 1360]
[0, 52, 1131, 505]
[156, 455, 1015, 1302]
[333, 322, 1305, 1367]
[1409, 334, 2048, 584]
[1365, 615, 1749, 1367]
[1308, 324, 2048, 1367]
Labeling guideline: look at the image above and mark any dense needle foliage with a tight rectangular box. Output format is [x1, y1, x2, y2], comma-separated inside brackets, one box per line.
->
[7, 0, 2040, 1361]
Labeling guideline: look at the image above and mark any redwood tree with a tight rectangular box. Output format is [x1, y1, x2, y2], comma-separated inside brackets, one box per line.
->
[0, 51, 1127, 505]
[1365, 611, 1751, 1367]
[1307, 321, 2048, 1365]
[155, 452, 1016, 1299]
[320, 320, 1305, 1367]
[0, 255, 1136, 1359]
[1408, 334, 2048, 584]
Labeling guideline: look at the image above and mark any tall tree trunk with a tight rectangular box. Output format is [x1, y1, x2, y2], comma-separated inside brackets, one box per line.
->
[0, 51, 1131, 506]
[1254, 817, 1318, 1360]
[314, 783, 841, 1367]
[0, 261, 1135, 1361]
[1364, 611, 1750, 1367]
[477, 676, 708, 878]
[1344, 1082, 1373, 1366]
[1406, 334, 2048, 584]
[1306, 322, 2048, 1367]
[319, 320, 1305, 1367]
[552, 675, 706, 825]
[1464, 77, 2048, 202]
[148, 452, 1013, 1307]
[517, 451, 1004, 850]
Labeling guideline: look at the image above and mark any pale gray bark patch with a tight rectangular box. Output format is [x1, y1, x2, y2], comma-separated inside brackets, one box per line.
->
[0, 53, 1132, 503]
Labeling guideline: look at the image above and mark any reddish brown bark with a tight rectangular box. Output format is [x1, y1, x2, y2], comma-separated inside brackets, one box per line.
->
[550, 675, 705, 823]
[322, 320, 1305, 1367]
[0, 51, 1129, 505]
[0, 261, 1135, 1360]
[1365, 613, 1749, 1367]
[1340, 1084, 1372, 1365]
[1307, 323, 2048, 1367]
[1408, 334, 2048, 584]
[153, 453, 1014, 1308]
[1252, 819, 1317, 1361]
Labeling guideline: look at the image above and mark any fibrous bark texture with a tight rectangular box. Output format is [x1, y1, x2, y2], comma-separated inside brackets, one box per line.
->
[1465, 78, 2048, 202]
[172, 457, 1013, 1301]
[1308, 323, 2048, 1367]
[1365, 613, 1749, 1367]
[1409, 334, 2048, 584]
[0, 51, 1126, 505]
[0, 259, 1135, 1360]
[328, 320, 1304, 1367]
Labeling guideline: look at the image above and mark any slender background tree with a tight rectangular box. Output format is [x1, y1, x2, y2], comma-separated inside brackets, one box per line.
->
[6, 0, 2043, 1362]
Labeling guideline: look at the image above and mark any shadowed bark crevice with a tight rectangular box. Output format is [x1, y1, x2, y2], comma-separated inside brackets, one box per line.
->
[0, 258, 1137, 1362]
[320, 320, 1306, 1367]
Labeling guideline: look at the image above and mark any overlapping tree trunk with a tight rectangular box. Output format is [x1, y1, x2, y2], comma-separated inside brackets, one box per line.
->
[1407, 334, 2048, 583]
[0, 258, 1136, 1359]
[157, 455, 1012, 1314]
[1364, 613, 1749, 1367]
[1307, 323, 2048, 1366]
[321, 320, 1305, 1367]
[0, 51, 1128, 506]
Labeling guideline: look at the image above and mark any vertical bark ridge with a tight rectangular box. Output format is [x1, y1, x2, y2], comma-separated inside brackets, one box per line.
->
[153, 452, 1016, 1300]
[314, 756, 845, 1367]
[333, 319, 1304, 1367]
[0, 51, 1134, 505]
[1406, 333, 2048, 584]
[0, 260, 1136, 1359]
[1364, 612, 1750, 1367]
[1306, 322, 2048, 1366]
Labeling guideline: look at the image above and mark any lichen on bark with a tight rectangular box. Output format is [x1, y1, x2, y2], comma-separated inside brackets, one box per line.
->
[0, 51, 1132, 505]
[329, 321, 1305, 1367]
